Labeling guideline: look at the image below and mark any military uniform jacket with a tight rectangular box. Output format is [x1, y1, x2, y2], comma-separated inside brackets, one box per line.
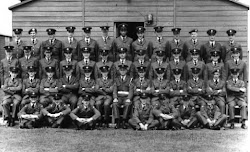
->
[200, 41, 222, 63]
[19, 56, 38, 79]
[95, 78, 114, 95]
[186, 60, 207, 80]
[159, 102, 178, 118]
[76, 60, 96, 79]
[40, 78, 59, 96]
[225, 59, 247, 84]
[70, 104, 100, 120]
[77, 38, 98, 61]
[149, 61, 170, 80]
[178, 102, 196, 121]
[42, 101, 71, 115]
[133, 78, 151, 96]
[62, 37, 78, 61]
[22, 78, 40, 95]
[183, 39, 203, 62]
[206, 79, 226, 97]
[18, 102, 43, 118]
[222, 41, 242, 62]
[96, 37, 114, 61]
[59, 59, 78, 78]
[169, 60, 187, 81]
[132, 38, 152, 61]
[133, 102, 154, 124]
[27, 38, 42, 60]
[206, 62, 226, 81]
[58, 75, 79, 94]
[151, 37, 168, 60]
[9, 40, 26, 59]
[2, 78, 22, 98]
[0, 58, 19, 85]
[151, 79, 170, 97]
[78, 78, 96, 95]
[200, 105, 221, 120]
[113, 36, 133, 61]
[114, 60, 133, 77]
[226, 79, 245, 98]
[169, 80, 187, 97]
[113, 76, 134, 99]
[132, 60, 151, 79]
[94, 61, 114, 79]
[166, 38, 185, 61]
[39, 58, 59, 79]
[41, 39, 63, 61]
[187, 78, 205, 96]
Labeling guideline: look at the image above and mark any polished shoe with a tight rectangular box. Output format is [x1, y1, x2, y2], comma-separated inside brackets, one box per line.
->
[122, 121, 128, 129]
[114, 123, 120, 129]
[241, 124, 247, 129]
[230, 123, 234, 129]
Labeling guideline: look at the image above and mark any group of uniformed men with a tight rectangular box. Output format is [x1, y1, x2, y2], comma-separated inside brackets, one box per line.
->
[0, 23, 247, 130]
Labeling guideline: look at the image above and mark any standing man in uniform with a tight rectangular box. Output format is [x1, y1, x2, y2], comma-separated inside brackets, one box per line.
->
[0, 46, 19, 87]
[62, 26, 78, 61]
[39, 46, 59, 79]
[167, 28, 185, 61]
[226, 68, 247, 129]
[113, 23, 133, 61]
[28, 28, 42, 59]
[183, 29, 203, 62]
[95, 66, 114, 128]
[59, 47, 78, 78]
[41, 28, 63, 61]
[58, 65, 79, 110]
[96, 26, 114, 62]
[9, 28, 26, 59]
[19, 46, 38, 79]
[132, 26, 152, 61]
[112, 64, 133, 129]
[77, 26, 98, 61]
[201, 29, 222, 63]
[151, 26, 168, 62]
[222, 29, 243, 62]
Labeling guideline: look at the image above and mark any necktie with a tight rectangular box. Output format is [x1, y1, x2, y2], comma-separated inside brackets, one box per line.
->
[16, 40, 19, 45]
[193, 40, 196, 45]
[235, 60, 238, 65]
[85, 60, 88, 65]
[67, 59, 70, 64]
[68, 76, 70, 82]
[215, 79, 218, 84]
[158, 61, 161, 66]
[140, 60, 143, 65]
[214, 62, 217, 66]
[212, 42, 214, 47]
[176, 39, 179, 45]
[121, 59, 124, 65]
[158, 37, 161, 43]
[69, 38, 72, 44]
[104, 37, 107, 43]
[194, 60, 197, 66]
[32, 39, 35, 45]
[103, 60, 106, 64]
[195, 79, 197, 83]
[86, 39, 89, 45]
[176, 60, 179, 65]
[176, 80, 179, 83]
[230, 42, 233, 46]
[32, 103, 35, 108]
[30, 78, 33, 83]
[139, 39, 142, 45]
[234, 79, 237, 84]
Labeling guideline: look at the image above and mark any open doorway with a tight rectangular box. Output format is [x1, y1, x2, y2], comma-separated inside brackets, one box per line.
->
[115, 22, 144, 41]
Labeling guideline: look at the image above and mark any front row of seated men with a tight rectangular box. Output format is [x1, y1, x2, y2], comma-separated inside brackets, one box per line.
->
[1, 60, 247, 130]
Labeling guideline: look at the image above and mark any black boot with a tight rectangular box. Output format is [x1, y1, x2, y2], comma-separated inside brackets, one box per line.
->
[114, 119, 120, 129]
[122, 120, 128, 129]
[7, 118, 12, 127]
[10, 118, 15, 127]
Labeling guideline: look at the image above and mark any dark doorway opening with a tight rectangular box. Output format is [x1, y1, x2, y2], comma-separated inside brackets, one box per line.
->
[115, 22, 144, 41]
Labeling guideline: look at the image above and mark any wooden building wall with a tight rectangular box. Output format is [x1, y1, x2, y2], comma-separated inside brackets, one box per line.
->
[11, 0, 248, 61]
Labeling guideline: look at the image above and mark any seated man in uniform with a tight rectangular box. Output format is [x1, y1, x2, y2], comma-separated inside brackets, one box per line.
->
[2, 67, 22, 126]
[18, 92, 44, 129]
[206, 69, 226, 114]
[153, 94, 180, 130]
[70, 94, 101, 130]
[113, 64, 133, 129]
[132, 49, 151, 79]
[95, 66, 114, 128]
[42, 93, 71, 128]
[226, 68, 247, 129]
[132, 66, 151, 107]
[196, 95, 227, 130]
[129, 93, 159, 130]
[39, 66, 59, 107]
[58, 65, 79, 110]
[21, 66, 40, 109]
[78, 66, 96, 107]
[151, 67, 170, 108]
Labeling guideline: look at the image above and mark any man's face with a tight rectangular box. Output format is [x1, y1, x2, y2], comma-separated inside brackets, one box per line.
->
[82, 53, 90, 59]
[173, 33, 180, 39]
[141, 98, 147, 104]
[156, 56, 163, 61]
[83, 100, 90, 107]
[137, 33, 144, 39]
[191, 32, 198, 40]
[101, 72, 108, 78]
[120, 69, 127, 76]
[24, 51, 31, 56]
[48, 34, 55, 40]
[10, 72, 18, 78]
[193, 74, 199, 79]
[191, 54, 199, 60]
[5, 51, 13, 57]
[45, 52, 52, 58]
[213, 73, 220, 79]
[157, 73, 164, 79]
[173, 53, 181, 59]
[101, 55, 108, 61]
[174, 74, 181, 80]
[85, 72, 91, 78]
[229, 35, 235, 42]
[120, 30, 127, 37]
[65, 70, 73, 76]
[14, 33, 21, 40]
[209, 35, 215, 41]
[47, 72, 54, 78]
[119, 53, 126, 59]
[102, 30, 108, 37]
[232, 53, 240, 59]
[138, 55, 145, 60]
[138, 72, 145, 78]
[211, 56, 219, 61]
[84, 32, 91, 38]
[30, 97, 37, 103]
[28, 72, 36, 77]
[232, 73, 239, 79]
[67, 31, 74, 38]
[30, 31, 36, 39]
[64, 53, 72, 59]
